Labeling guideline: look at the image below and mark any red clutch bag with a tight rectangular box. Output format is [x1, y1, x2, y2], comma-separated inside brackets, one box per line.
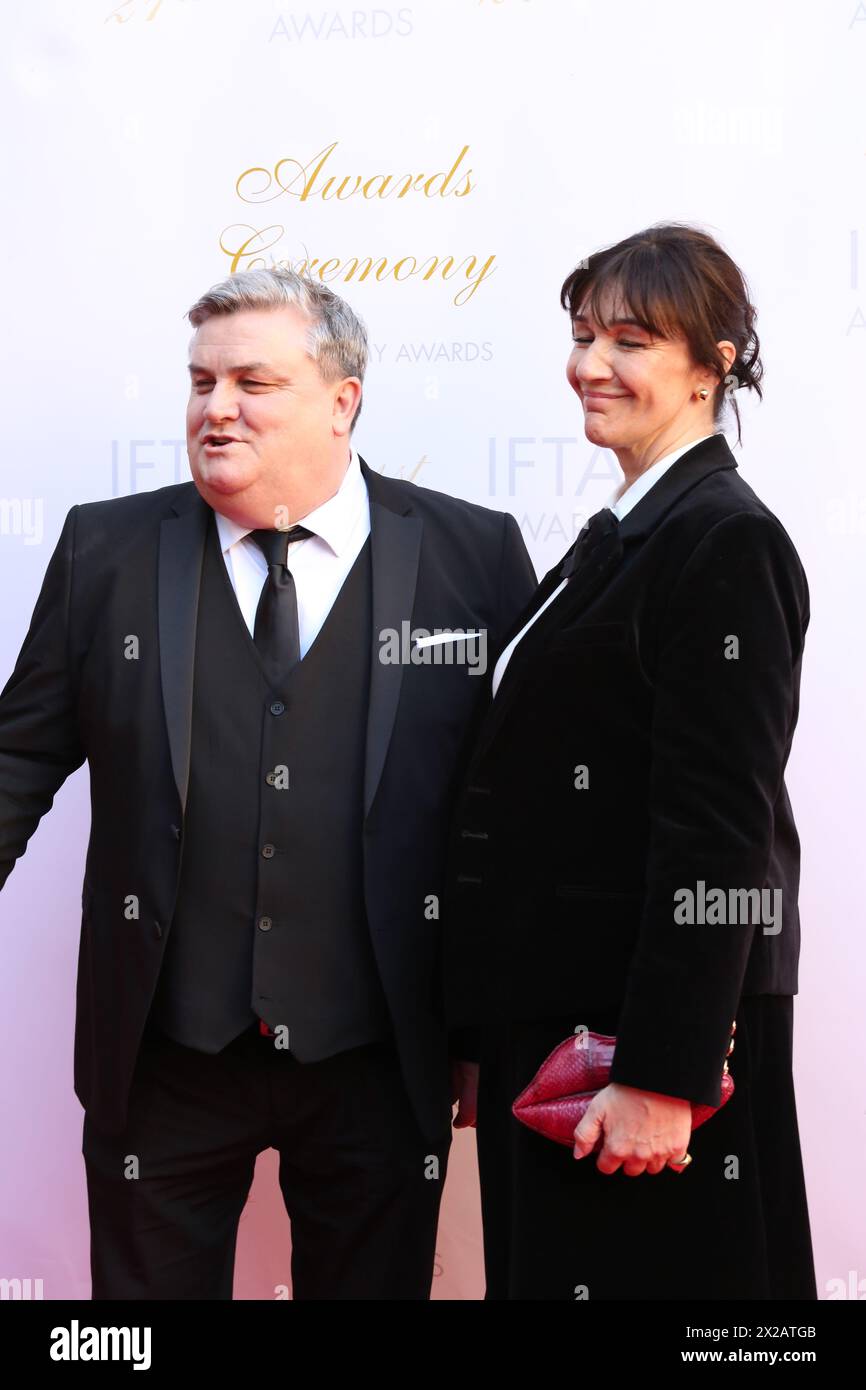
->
[512, 1024, 736, 1148]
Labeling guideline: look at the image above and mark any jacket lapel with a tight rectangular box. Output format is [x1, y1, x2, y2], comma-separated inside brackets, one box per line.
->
[158, 484, 211, 814]
[469, 433, 739, 768]
[475, 524, 624, 757]
[360, 458, 423, 819]
[496, 525, 623, 699]
[496, 559, 568, 654]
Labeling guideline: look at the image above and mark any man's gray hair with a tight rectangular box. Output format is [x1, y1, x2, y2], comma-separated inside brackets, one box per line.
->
[186, 268, 368, 431]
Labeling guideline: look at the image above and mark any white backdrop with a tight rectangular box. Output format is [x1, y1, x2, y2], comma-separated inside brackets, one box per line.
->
[1, 0, 864, 1300]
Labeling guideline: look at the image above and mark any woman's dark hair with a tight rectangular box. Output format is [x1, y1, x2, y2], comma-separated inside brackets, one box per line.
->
[560, 223, 763, 446]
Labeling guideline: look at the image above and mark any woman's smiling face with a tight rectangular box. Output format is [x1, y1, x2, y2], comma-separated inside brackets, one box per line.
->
[566, 281, 717, 460]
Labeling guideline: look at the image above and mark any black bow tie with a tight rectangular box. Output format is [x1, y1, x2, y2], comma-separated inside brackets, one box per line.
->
[559, 507, 619, 581]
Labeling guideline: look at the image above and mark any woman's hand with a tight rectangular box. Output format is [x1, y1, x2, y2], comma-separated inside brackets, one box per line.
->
[572, 1082, 693, 1176]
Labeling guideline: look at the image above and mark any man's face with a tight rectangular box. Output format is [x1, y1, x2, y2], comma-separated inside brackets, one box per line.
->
[186, 306, 342, 515]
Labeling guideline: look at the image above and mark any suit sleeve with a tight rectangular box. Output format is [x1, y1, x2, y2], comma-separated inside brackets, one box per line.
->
[0, 506, 86, 890]
[496, 511, 538, 642]
[608, 511, 808, 1105]
[448, 511, 537, 1064]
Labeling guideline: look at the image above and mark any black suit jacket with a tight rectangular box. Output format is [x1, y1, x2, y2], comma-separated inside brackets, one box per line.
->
[0, 457, 536, 1140]
[444, 434, 809, 1107]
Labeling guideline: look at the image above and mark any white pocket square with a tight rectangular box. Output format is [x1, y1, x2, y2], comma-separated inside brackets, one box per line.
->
[413, 631, 482, 649]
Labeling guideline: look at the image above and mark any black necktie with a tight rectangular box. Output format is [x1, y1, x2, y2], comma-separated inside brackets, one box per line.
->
[559, 507, 619, 580]
[248, 525, 314, 688]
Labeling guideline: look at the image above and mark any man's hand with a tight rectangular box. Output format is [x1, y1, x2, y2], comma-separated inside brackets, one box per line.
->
[572, 1082, 692, 1176]
[450, 1058, 479, 1129]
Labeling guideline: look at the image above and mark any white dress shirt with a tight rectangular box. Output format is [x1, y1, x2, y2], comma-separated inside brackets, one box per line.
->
[490, 433, 717, 697]
[214, 447, 370, 658]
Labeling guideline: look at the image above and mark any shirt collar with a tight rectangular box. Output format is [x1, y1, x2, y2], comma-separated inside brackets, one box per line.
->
[214, 447, 367, 559]
[606, 433, 718, 522]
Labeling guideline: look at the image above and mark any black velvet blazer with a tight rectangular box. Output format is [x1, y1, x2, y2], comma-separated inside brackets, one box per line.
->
[443, 433, 809, 1107]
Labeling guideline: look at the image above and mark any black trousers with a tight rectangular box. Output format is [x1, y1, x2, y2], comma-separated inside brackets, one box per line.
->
[476, 994, 817, 1300]
[82, 1025, 451, 1300]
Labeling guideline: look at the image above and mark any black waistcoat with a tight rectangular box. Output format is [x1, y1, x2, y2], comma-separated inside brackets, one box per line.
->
[147, 510, 391, 1057]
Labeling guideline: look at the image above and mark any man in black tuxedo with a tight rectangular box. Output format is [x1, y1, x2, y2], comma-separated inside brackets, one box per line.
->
[0, 268, 535, 1299]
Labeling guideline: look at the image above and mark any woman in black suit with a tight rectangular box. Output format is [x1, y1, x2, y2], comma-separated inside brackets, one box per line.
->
[445, 223, 817, 1300]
